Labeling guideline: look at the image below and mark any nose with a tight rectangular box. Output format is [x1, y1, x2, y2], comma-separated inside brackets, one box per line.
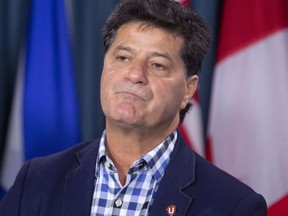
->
[125, 61, 148, 85]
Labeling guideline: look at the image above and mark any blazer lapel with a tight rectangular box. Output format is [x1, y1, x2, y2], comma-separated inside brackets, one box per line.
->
[149, 134, 196, 216]
[63, 139, 100, 216]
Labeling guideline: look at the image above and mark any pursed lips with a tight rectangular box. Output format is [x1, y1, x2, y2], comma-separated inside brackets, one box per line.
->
[113, 84, 152, 101]
[116, 91, 147, 101]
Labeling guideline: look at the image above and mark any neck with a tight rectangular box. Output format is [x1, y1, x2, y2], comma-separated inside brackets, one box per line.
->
[104, 120, 177, 185]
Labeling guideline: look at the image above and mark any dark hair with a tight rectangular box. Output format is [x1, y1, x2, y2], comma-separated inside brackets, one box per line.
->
[103, 0, 211, 123]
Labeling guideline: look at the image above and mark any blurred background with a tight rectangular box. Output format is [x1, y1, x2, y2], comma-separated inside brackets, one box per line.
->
[0, 0, 287, 214]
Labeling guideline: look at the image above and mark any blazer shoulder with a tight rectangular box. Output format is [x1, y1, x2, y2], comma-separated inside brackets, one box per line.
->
[185, 153, 267, 215]
[13, 138, 101, 188]
[193, 153, 256, 195]
[0, 139, 101, 216]
[31, 138, 100, 167]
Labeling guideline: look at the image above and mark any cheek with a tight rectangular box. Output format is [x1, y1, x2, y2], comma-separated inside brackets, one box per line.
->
[100, 73, 108, 99]
[152, 82, 185, 108]
[101, 67, 118, 92]
[100, 70, 115, 106]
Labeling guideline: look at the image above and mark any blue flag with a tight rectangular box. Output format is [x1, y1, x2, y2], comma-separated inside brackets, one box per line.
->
[23, 0, 80, 159]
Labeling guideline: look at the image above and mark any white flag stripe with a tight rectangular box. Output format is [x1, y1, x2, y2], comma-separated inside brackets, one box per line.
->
[182, 99, 204, 155]
[210, 29, 288, 206]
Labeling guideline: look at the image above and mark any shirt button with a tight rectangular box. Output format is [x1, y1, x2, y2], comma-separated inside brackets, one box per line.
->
[115, 198, 123, 207]
[105, 161, 110, 169]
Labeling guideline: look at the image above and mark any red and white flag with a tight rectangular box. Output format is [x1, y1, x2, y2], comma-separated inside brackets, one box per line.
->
[208, 0, 288, 214]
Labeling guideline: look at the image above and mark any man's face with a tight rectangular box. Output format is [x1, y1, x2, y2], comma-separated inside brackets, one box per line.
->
[101, 22, 198, 132]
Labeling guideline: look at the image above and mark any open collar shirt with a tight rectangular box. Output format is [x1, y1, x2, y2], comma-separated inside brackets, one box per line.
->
[90, 130, 177, 216]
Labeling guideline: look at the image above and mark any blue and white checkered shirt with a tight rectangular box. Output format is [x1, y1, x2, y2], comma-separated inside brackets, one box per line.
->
[90, 130, 177, 216]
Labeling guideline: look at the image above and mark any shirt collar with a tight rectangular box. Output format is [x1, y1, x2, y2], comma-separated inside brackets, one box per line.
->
[95, 130, 177, 182]
[142, 131, 177, 182]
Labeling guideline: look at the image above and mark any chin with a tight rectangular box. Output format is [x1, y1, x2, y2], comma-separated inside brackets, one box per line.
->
[107, 112, 140, 126]
[118, 117, 141, 127]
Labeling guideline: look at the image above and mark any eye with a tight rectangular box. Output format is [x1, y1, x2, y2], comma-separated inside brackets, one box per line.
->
[117, 56, 129, 62]
[152, 63, 166, 70]
[150, 62, 170, 77]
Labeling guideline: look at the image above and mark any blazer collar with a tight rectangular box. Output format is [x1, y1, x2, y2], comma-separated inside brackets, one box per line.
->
[149, 132, 196, 215]
[63, 139, 100, 216]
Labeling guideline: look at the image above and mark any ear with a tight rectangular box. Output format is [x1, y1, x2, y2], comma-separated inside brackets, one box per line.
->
[180, 75, 199, 109]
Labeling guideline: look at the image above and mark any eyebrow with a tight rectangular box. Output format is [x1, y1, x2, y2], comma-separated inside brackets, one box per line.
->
[113, 45, 173, 62]
[113, 45, 135, 53]
[150, 51, 173, 62]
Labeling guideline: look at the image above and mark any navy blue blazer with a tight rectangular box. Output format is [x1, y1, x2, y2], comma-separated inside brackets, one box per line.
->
[0, 133, 267, 215]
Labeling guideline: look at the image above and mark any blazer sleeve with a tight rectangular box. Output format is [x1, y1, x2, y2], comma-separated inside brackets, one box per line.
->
[0, 160, 31, 216]
[231, 192, 267, 216]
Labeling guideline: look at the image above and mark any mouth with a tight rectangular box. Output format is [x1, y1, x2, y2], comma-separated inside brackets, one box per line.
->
[113, 84, 152, 101]
[117, 91, 146, 101]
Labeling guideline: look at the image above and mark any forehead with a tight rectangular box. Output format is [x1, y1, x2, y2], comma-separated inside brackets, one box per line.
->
[109, 22, 184, 56]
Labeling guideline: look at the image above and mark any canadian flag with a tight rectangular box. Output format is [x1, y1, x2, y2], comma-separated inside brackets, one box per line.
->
[208, 0, 288, 215]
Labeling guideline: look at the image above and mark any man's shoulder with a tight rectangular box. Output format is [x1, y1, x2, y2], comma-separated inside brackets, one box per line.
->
[187, 153, 267, 214]
[175, 136, 257, 195]
[187, 153, 267, 210]
[194, 153, 254, 194]
[26, 138, 101, 174]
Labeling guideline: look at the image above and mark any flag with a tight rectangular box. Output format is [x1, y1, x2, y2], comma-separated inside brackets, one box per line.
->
[208, 0, 288, 214]
[0, 0, 80, 195]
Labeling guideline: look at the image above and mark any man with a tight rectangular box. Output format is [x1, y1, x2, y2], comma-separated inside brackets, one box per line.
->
[0, 0, 267, 215]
